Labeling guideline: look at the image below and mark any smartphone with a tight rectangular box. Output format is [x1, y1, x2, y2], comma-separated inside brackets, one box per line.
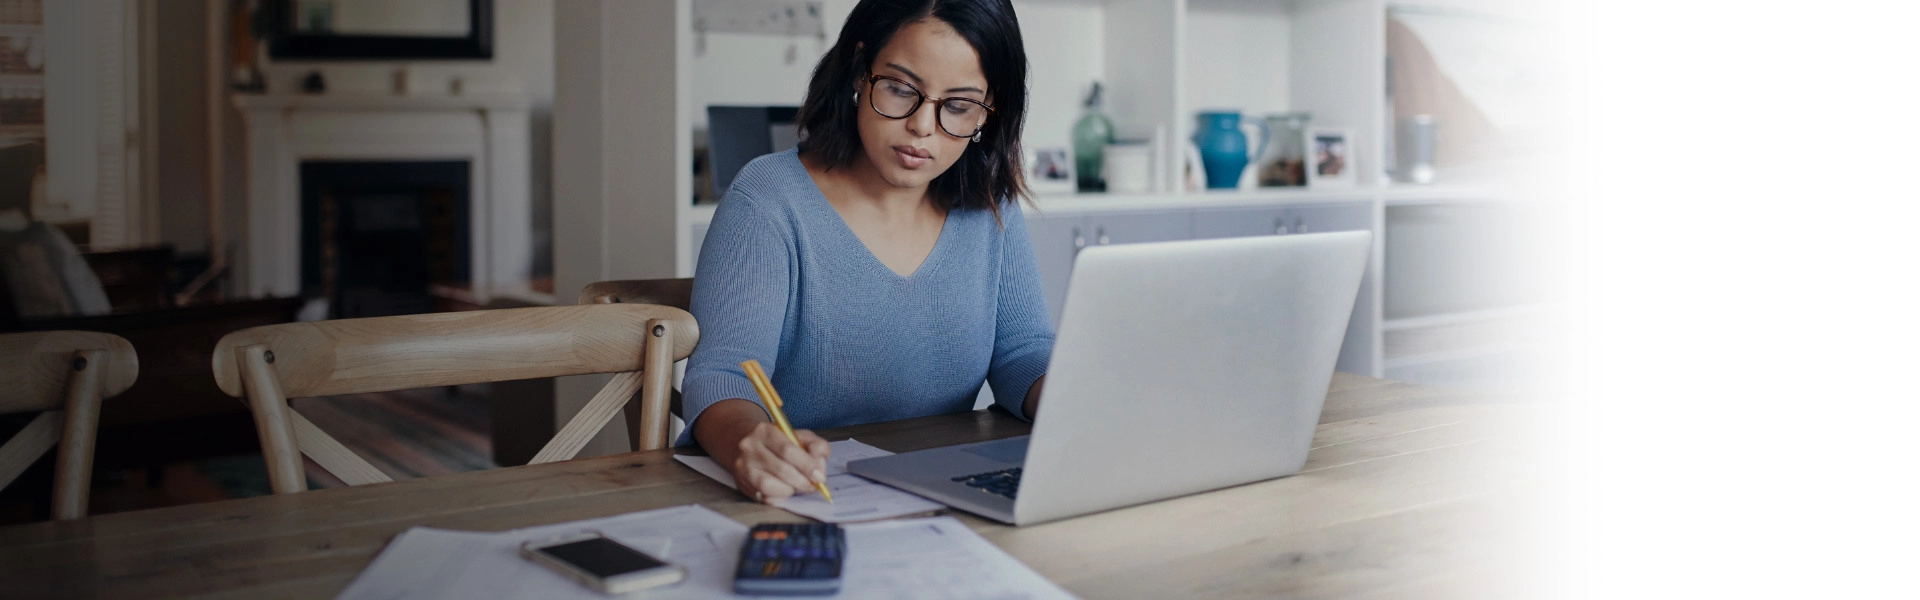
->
[520, 531, 687, 594]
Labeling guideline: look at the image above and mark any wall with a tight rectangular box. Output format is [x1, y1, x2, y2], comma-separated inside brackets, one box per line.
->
[156, 1, 209, 255]
[687, 0, 850, 134]
[41, 0, 99, 222]
[1184, 7, 1289, 123]
[1016, 1, 1104, 151]
[553, 0, 685, 457]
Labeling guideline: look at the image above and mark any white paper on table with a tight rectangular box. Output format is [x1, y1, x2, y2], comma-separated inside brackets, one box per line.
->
[674, 438, 947, 523]
[706, 516, 1077, 600]
[333, 527, 497, 600]
[844, 517, 1077, 599]
[336, 504, 750, 600]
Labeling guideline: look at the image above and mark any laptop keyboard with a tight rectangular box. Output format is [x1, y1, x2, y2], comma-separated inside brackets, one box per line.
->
[952, 467, 1022, 500]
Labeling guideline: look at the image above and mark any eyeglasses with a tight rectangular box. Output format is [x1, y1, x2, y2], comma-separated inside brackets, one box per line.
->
[863, 75, 994, 140]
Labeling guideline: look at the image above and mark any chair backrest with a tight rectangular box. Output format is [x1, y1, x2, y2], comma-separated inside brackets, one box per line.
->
[580, 278, 694, 420]
[0, 330, 137, 520]
[211, 304, 698, 494]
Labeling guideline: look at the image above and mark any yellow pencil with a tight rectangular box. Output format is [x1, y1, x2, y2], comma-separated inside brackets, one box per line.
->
[740, 360, 833, 503]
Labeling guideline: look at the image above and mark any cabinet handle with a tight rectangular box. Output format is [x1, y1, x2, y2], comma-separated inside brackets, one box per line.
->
[1273, 218, 1287, 235]
[1072, 227, 1086, 255]
[1294, 217, 1307, 234]
[1096, 226, 1109, 245]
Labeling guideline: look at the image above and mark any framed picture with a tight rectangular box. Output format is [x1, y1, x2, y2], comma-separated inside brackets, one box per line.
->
[1307, 128, 1356, 188]
[1025, 146, 1075, 194]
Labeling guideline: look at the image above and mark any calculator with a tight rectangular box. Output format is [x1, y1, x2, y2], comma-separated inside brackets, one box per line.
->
[733, 522, 845, 596]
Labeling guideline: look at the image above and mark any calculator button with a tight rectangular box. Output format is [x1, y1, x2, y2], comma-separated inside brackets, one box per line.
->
[803, 560, 834, 578]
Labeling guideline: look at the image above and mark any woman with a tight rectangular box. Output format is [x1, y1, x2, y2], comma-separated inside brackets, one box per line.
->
[680, 0, 1052, 505]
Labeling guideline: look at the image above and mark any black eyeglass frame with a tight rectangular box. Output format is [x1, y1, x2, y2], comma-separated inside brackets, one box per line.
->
[863, 75, 995, 139]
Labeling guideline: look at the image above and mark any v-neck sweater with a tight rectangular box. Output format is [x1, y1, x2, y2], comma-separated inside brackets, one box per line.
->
[677, 149, 1055, 446]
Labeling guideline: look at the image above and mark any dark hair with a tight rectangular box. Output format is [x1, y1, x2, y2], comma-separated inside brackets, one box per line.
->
[795, 0, 1031, 223]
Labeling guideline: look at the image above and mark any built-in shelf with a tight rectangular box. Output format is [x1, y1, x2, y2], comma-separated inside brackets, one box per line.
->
[1382, 304, 1543, 377]
[1031, 187, 1375, 214]
[0, 24, 42, 37]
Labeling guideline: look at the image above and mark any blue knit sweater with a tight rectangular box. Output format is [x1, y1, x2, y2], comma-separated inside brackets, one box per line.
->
[678, 149, 1055, 446]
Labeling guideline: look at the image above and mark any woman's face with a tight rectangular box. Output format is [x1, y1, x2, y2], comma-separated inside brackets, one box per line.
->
[855, 19, 989, 191]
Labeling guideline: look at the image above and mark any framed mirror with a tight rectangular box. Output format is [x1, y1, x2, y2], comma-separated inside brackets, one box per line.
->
[269, 0, 492, 60]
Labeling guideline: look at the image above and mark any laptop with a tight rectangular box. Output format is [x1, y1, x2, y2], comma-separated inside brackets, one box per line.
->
[848, 230, 1372, 526]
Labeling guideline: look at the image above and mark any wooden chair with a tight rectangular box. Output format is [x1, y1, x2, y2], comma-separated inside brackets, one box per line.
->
[580, 278, 694, 419]
[210, 304, 697, 495]
[0, 331, 138, 520]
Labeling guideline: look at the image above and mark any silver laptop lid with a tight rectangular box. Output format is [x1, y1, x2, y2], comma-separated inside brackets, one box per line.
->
[1012, 231, 1372, 525]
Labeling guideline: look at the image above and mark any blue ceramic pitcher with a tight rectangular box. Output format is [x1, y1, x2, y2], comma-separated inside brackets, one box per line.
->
[1194, 111, 1270, 189]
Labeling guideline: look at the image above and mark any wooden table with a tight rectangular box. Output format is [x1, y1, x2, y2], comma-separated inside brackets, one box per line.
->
[0, 373, 1534, 599]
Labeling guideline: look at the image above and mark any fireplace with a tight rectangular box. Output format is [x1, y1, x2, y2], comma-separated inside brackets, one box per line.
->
[301, 161, 471, 318]
[234, 93, 533, 303]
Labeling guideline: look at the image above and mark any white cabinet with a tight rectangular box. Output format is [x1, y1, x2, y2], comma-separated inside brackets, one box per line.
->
[1025, 211, 1084, 328]
[1378, 197, 1539, 388]
[1193, 202, 1372, 239]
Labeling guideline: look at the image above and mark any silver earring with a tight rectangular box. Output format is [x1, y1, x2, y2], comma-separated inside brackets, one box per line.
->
[971, 131, 982, 143]
[852, 90, 859, 104]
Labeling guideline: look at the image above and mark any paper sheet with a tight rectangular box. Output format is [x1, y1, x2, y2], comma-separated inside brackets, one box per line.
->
[674, 438, 947, 523]
[338, 506, 1075, 600]
[843, 517, 1076, 599]
[337, 504, 745, 600]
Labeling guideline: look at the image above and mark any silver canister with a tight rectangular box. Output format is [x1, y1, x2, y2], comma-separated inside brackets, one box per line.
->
[1397, 114, 1437, 184]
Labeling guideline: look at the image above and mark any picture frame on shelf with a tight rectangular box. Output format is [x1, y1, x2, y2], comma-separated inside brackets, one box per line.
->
[1307, 128, 1356, 188]
[1025, 146, 1076, 194]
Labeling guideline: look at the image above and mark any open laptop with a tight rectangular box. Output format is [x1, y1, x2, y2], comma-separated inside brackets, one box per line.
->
[848, 230, 1372, 526]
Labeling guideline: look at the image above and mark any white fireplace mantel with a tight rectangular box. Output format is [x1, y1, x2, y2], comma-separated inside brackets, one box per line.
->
[234, 92, 533, 302]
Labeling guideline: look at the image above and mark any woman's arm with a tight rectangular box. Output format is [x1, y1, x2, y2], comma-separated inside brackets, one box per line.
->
[679, 192, 828, 503]
[987, 207, 1056, 421]
[1023, 374, 1046, 420]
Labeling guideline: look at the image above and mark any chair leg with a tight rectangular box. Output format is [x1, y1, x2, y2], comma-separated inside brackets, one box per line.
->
[236, 345, 307, 495]
[51, 349, 106, 520]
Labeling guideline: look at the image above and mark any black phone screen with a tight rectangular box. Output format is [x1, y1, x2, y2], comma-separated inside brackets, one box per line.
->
[539, 537, 667, 578]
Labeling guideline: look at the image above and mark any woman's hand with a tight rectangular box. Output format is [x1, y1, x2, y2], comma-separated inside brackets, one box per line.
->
[730, 423, 830, 504]
[693, 399, 831, 504]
